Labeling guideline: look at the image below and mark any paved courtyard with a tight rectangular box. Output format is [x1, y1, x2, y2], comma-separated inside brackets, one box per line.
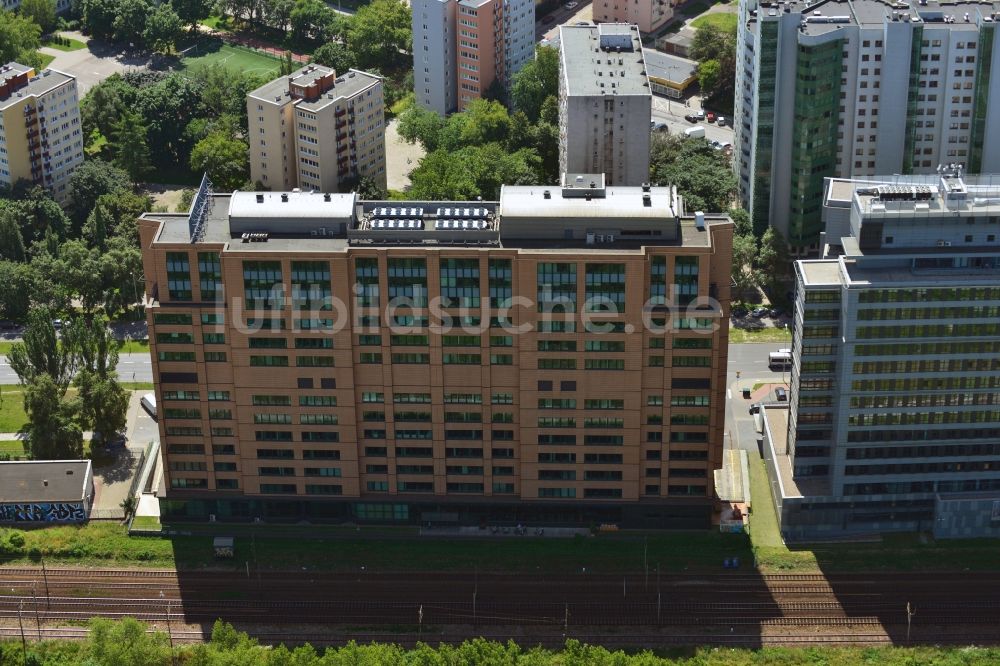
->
[39, 32, 153, 94]
[385, 117, 425, 192]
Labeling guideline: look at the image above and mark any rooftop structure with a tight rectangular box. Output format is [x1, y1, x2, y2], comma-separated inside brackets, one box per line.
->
[642, 49, 699, 99]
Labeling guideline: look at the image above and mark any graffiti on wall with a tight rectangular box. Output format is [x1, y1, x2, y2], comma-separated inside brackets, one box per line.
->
[0, 502, 87, 523]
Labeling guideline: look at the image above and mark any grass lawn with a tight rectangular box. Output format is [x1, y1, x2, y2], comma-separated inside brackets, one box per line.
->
[130, 516, 161, 531]
[691, 12, 738, 32]
[0, 388, 27, 432]
[0, 440, 26, 459]
[390, 92, 414, 117]
[118, 339, 150, 354]
[746, 453, 1000, 573]
[200, 15, 231, 31]
[179, 38, 282, 77]
[729, 325, 792, 344]
[36, 52, 56, 69]
[121, 382, 154, 390]
[42, 35, 88, 52]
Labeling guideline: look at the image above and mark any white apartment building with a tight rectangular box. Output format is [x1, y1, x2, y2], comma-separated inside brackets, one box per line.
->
[247, 65, 386, 193]
[0, 63, 84, 204]
[734, 0, 1000, 252]
[558, 24, 652, 186]
[413, 0, 458, 116]
[413, 0, 535, 115]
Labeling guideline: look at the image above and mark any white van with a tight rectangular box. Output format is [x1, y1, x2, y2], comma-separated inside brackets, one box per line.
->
[684, 126, 706, 139]
[140, 393, 157, 419]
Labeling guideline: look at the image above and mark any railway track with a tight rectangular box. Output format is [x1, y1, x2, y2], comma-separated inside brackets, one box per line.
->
[0, 567, 998, 644]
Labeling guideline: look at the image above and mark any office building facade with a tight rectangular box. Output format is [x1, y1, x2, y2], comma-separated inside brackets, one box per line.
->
[413, 0, 535, 115]
[139, 176, 733, 527]
[247, 65, 385, 193]
[0, 63, 83, 204]
[594, 0, 673, 35]
[558, 24, 652, 186]
[763, 170, 1000, 541]
[734, 0, 1000, 252]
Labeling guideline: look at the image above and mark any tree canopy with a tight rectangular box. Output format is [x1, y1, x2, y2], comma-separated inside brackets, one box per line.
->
[649, 132, 737, 213]
[0, 10, 42, 69]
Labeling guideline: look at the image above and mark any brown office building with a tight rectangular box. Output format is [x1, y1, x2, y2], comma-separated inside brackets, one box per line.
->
[139, 174, 733, 527]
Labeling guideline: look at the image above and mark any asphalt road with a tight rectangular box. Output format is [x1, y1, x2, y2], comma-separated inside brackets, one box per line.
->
[651, 96, 736, 145]
[725, 341, 790, 454]
[0, 353, 154, 384]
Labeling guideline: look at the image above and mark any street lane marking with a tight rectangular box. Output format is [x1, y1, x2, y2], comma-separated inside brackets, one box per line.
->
[727, 389, 732, 400]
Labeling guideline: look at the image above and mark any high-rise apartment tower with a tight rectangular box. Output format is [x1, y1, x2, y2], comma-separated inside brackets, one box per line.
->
[412, 0, 535, 115]
[734, 0, 1000, 252]
[558, 24, 652, 186]
[0, 63, 83, 204]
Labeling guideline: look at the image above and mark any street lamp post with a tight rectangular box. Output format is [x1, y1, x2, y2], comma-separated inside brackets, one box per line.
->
[17, 597, 27, 666]
[31, 582, 41, 640]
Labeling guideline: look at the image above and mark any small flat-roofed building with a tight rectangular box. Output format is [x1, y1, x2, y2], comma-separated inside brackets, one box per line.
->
[643, 49, 699, 99]
[0, 460, 94, 523]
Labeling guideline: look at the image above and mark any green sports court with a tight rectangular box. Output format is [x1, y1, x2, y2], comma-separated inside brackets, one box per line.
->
[178, 39, 283, 77]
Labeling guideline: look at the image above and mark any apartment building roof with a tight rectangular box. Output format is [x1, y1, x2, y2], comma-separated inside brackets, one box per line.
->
[146, 180, 728, 252]
[559, 23, 650, 97]
[248, 65, 381, 111]
[752, 0, 1000, 35]
[825, 173, 1000, 218]
[0, 64, 74, 109]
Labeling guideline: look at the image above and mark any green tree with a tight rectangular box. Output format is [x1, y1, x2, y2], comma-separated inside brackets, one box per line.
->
[83, 191, 151, 250]
[757, 226, 791, 293]
[113, 0, 151, 44]
[0, 188, 69, 246]
[51, 240, 106, 311]
[19, 0, 56, 34]
[80, 76, 130, 147]
[111, 111, 153, 181]
[343, 175, 387, 200]
[510, 46, 558, 121]
[0, 261, 35, 320]
[100, 234, 144, 315]
[8, 307, 76, 387]
[79, 0, 119, 40]
[311, 41, 354, 73]
[21, 374, 84, 460]
[697, 59, 721, 95]
[190, 132, 250, 190]
[68, 159, 133, 229]
[0, 10, 42, 65]
[437, 99, 511, 152]
[143, 3, 183, 53]
[345, 0, 411, 71]
[649, 132, 736, 212]
[690, 23, 736, 103]
[70, 316, 129, 445]
[728, 206, 753, 238]
[409, 143, 541, 201]
[289, 0, 338, 43]
[171, 0, 212, 30]
[0, 210, 26, 262]
[731, 233, 759, 295]
[397, 103, 446, 152]
[87, 617, 171, 666]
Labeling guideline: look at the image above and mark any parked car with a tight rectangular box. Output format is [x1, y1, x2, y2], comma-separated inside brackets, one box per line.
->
[768, 308, 782, 318]
[706, 112, 716, 123]
[732, 306, 748, 318]
[653, 121, 667, 131]
[685, 126, 706, 139]
[748, 403, 761, 415]
[775, 387, 788, 402]
[750, 307, 769, 318]
[51, 319, 63, 330]
[684, 111, 704, 123]
[575, 20, 589, 25]
[565, 1, 579, 8]
[717, 116, 727, 127]
[542, 14, 555, 23]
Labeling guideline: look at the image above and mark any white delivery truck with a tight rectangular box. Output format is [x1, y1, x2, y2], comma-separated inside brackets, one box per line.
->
[684, 126, 706, 139]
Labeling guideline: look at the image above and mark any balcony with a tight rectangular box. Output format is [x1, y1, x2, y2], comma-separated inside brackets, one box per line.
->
[335, 120, 347, 130]
[335, 132, 348, 142]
